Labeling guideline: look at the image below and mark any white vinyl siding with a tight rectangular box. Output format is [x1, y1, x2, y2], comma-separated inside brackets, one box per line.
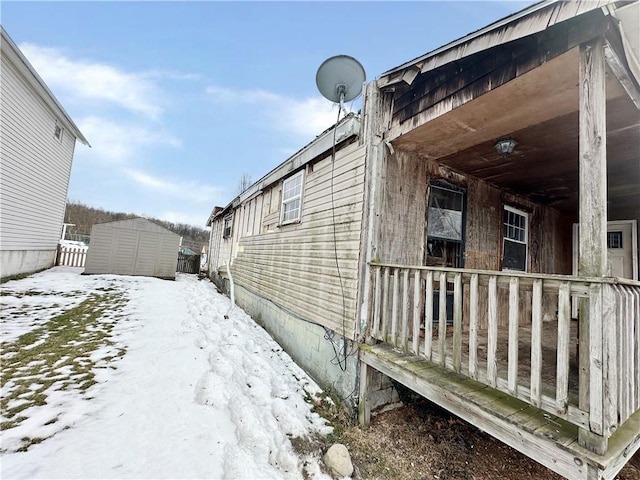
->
[0, 50, 76, 254]
[230, 142, 366, 339]
[280, 170, 304, 224]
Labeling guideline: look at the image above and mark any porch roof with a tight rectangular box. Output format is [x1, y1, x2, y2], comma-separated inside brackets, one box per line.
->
[384, 4, 639, 217]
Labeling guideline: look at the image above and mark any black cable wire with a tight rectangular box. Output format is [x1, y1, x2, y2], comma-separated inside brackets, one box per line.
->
[329, 105, 349, 372]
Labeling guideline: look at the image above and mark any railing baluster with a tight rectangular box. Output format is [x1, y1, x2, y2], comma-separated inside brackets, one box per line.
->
[508, 277, 520, 395]
[633, 288, 640, 413]
[556, 281, 571, 413]
[487, 275, 498, 388]
[401, 269, 410, 351]
[453, 272, 463, 373]
[412, 270, 421, 355]
[469, 273, 479, 380]
[602, 284, 617, 434]
[391, 268, 400, 346]
[381, 268, 390, 342]
[372, 266, 382, 339]
[588, 283, 604, 435]
[530, 278, 543, 408]
[424, 270, 434, 361]
[438, 271, 447, 367]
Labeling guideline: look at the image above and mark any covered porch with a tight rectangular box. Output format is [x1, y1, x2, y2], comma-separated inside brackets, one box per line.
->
[357, 2, 640, 479]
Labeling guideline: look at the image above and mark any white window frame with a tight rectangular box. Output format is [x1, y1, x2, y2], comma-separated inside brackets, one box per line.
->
[280, 170, 304, 225]
[502, 205, 528, 272]
[223, 214, 233, 239]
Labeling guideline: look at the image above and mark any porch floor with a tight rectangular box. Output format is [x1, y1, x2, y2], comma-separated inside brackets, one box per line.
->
[416, 318, 580, 404]
[360, 343, 640, 480]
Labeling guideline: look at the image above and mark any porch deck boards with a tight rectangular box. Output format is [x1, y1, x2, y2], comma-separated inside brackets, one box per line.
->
[361, 343, 640, 480]
[418, 318, 580, 404]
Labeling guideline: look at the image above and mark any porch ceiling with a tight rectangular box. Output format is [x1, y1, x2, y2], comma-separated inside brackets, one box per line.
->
[393, 47, 640, 215]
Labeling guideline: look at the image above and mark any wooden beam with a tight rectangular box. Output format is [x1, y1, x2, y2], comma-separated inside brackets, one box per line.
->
[578, 35, 608, 455]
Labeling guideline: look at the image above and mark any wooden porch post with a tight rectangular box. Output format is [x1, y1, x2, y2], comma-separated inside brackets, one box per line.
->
[578, 35, 608, 455]
[357, 80, 389, 342]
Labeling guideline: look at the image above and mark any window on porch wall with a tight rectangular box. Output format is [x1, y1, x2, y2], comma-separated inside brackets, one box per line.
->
[502, 206, 528, 272]
[425, 182, 465, 268]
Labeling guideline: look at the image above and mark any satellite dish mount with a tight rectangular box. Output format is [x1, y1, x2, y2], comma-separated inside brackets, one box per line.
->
[316, 55, 366, 114]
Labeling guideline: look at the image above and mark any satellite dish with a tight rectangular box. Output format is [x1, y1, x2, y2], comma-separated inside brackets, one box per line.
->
[316, 55, 366, 104]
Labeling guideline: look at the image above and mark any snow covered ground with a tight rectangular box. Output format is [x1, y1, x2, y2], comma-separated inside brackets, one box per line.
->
[1, 267, 334, 479]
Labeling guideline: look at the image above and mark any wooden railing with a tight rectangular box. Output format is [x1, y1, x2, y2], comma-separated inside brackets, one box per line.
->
[367, 263, 640, 439]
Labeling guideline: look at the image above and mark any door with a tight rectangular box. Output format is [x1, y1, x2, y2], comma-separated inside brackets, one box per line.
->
[606, 220, 638, 280]
[572, 220, 638, 280]
[572, 220, 638, 317]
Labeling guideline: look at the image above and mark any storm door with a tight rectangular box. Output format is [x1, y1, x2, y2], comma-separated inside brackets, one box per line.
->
[425, 180, 467, 323]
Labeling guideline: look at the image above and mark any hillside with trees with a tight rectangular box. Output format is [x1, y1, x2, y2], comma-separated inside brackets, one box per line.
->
[63, 201, 209, 252]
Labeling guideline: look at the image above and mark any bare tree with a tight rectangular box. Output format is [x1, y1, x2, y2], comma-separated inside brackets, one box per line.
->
[236, 172, 252, 195]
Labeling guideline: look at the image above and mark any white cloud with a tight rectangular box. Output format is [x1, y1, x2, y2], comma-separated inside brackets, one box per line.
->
[123, 168, 224, 205]
[205, 85, 344, 139]
[77, 116, 181, 163]
[19, 43, 164, 119]
[159, 210, 212, 229]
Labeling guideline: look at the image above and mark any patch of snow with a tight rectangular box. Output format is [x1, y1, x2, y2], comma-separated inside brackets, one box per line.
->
[1, 268, 333, 479]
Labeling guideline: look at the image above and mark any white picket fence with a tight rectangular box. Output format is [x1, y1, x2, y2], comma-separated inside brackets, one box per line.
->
[56, 244, 88, 267]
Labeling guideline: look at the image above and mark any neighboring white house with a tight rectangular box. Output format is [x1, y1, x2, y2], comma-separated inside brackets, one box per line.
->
[84, 218, 180, 280]
[0, 26, 89, 280]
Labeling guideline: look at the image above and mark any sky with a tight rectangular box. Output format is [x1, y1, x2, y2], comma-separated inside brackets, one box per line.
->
[2, 1, 536, 228]
[1, 267, 333, 479]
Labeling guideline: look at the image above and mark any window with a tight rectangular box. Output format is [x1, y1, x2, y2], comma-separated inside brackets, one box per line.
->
[54, 123, 63, 141]
[502, 206, 528, 271]
[280, 170, 304, 224]
[427, 183, 464, 242]
[607, 231, 623, 249]
[223, 215, 233, 238]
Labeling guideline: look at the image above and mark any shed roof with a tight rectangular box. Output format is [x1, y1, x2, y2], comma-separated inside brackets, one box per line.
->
[1, 26, 90, 147]
[92, 217, 179, 237]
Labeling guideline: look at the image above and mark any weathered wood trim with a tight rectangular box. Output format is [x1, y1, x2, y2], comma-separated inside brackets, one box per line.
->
[388, 11, 610, 138]
[438, 271, 447, 367]
[412, 269, 421, 355]
[424, 270, 434, 361]
[556, 281, 571, 413]
[487, 275, 498, 387]
[400, 269, 410, 351]
[453, 272, 463, 373]
[603, 27, 640, 109]
[469, 273, 479, 380]
[507, 277, 519, 395]
[530, 278, 543, 408]
[577, 35, 609, 455]
[391, 268, 400, 345]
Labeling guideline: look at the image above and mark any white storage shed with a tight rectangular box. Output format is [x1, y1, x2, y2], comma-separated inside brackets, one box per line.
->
[84, 218, 180, 279]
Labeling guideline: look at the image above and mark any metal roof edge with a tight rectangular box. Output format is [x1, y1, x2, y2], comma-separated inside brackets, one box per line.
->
[1, 26, 90, 147]
[207, 114, 360, 224]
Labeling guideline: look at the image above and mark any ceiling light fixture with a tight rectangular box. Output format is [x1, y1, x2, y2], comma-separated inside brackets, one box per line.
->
[494, 137, 518, 157]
